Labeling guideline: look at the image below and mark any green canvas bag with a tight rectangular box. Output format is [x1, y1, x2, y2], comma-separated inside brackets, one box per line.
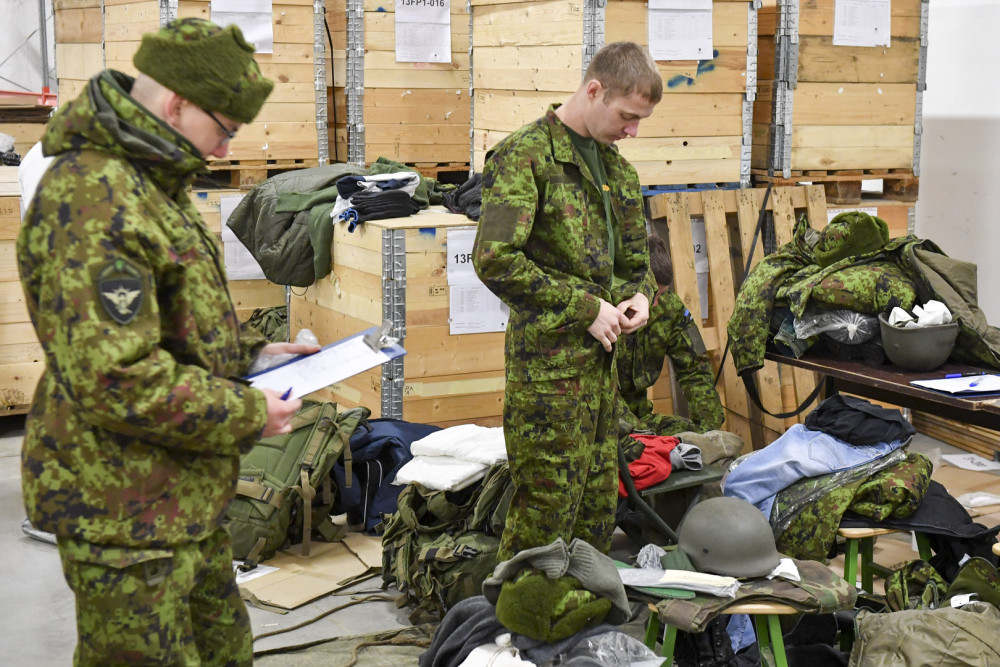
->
[225, 401, 370, 569]
[381, 462, 513, 623]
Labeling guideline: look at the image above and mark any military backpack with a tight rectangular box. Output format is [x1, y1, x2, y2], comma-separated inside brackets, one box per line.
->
[225, 400, 370, 569]
[381, 462, 513, 623]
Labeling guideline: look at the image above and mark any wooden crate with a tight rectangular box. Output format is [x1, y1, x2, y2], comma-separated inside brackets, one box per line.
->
[646, 185, 829, 450]
[60, 0, 326, 170]
[471, 0, 756, 187]
[0, 168, 43, 413]
[53, 0, 105, 104]
[0, 122, 47, 158]
[752, 0, 926, 194]
[288, 207, 505, 428]
[328, 0, 471, 171]
[188, 187, 287, 322]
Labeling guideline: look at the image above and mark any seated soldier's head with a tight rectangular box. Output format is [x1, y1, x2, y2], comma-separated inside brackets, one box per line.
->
[648, 233, 672, 307]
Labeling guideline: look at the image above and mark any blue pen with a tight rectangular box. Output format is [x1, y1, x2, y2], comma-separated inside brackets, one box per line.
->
[945, 372, 985, 379]
[968, 378, 984, 388]
[280, 387, 293, 400]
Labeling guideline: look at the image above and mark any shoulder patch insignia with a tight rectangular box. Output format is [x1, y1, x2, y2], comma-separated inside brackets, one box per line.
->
[97, 259, 144, 325]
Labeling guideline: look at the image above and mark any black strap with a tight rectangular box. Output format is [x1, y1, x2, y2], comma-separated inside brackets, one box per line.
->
[741, 373, 824, 420]
[713, 184, 772, 388]
[617, 439, 679, 545]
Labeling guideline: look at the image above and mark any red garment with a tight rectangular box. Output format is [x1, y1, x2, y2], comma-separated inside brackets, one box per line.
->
[618, 434, 679, 497]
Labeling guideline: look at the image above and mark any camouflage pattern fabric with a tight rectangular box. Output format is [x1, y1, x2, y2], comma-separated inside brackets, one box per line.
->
[779, 259, 917, 316]
[654, 558, 856, 633]
[885, 559, 948, 612]
[775, 453, 932, 561]
[729, 213, 932, 375]
[58, 528, 251, 665]
[500, 363, 618, 560]
[18, 71, 267, 662]
[473, 105, 654, 558]
[617, 290, 724, 435]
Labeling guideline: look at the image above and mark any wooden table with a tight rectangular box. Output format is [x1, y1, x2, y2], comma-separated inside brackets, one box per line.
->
[765, 351, 1000, 431]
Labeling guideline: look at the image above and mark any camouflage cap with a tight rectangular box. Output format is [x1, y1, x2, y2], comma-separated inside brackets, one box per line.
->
[813, 211, 890, 268]
[134, 17, 273, 124]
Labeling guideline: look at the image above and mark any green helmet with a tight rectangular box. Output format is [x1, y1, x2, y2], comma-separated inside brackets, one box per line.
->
[677, 497, 780, 578]
[878, 313, 958, 371]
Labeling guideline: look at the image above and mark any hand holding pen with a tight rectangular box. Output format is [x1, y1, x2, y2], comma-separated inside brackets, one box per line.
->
[261, 386, 301, 437]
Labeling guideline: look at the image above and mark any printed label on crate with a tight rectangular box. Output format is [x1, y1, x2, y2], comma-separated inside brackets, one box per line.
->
[648, 0, 713, 61]
[395, 0, 452, 64]
[833, 0, 891, 48]
[447, 227, 508, 335]
[212, 0, 274, 54]
[220, 194, 266, 281]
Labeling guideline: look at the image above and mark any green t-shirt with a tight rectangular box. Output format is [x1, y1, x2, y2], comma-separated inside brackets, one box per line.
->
[565, 125, 625, 287]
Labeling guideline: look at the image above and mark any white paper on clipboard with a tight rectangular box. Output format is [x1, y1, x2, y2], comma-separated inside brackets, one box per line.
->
[246, 328, 406, 399]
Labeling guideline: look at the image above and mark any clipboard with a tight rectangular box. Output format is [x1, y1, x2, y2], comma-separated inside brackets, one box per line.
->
[909, 374, 1000, 395]
[247, 324, 405, 400]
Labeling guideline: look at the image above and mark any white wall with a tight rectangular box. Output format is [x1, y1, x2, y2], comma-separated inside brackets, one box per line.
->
[917, 0, 1000, 322]
[0, 0, 54, 95]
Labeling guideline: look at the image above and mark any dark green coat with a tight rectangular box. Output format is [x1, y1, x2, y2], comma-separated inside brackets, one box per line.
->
[18, 71, 268, 550]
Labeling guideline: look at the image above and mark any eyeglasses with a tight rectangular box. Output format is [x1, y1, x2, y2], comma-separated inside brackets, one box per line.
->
[199, 106, 237, 142]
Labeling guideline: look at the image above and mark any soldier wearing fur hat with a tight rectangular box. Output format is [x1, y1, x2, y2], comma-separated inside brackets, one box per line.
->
[17, 18, 319, 664]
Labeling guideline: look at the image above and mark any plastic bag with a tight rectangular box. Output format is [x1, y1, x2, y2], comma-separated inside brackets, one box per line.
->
[793, 309, 879, 344]
[559, 630, 661, 666]
[247, 328, 319, 375]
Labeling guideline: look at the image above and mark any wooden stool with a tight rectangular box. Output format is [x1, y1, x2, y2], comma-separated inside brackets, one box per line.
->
[645, 601, 798, 667]
[837, 527, 932, 593]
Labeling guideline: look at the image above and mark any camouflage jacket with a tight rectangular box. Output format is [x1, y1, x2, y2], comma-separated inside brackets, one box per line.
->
[617, 290, 724, 434]
[726, 214, 1000, 375]
[17, 71, 269, 550]
[473, 106, 655, 382]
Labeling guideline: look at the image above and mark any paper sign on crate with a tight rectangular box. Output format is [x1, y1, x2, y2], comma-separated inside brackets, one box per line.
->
[446, 227, 508, 335]
[395, 0, 452, 63]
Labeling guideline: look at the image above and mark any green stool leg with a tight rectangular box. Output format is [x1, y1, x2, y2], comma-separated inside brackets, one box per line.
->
[644, 609, 659, 650]
[844, 537, 859, 588]
[766, 614, 789, 667]
[753, 614, 772, 658]
[644, 608, 677, 665]
[916, 532, 932, 561]
[860, 536, 876, 592]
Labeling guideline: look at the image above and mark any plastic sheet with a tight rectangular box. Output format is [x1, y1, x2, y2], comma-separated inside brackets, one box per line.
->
[247, 328, 319, 375]
[794, 309, 879, 344]
[559, 630, 662, 666]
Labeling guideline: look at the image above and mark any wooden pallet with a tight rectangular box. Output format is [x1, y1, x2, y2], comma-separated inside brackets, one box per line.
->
[912, 412, 1000, 462]
[203, 158, 320, 189]
[751, 168, 919, 205]
[646, 185, 828, 451]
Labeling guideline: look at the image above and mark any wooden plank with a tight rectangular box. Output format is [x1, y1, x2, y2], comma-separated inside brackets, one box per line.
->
[363, 88, 469, 125]
[54, 6, 103, 43]
[0, 361, 43, 410]
[54, 43, 104, 82]
[701, 190, 751, 442]
[606, 1, 750, 49]
[796, 36, 920, 84]
[791, 83, 916, 126]
[471, 0, 584, 47]
[472, 46, 583, 92]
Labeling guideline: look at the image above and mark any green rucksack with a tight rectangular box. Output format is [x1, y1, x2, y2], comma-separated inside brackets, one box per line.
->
[381, 462, 513, 623]
[225, 400, 370, 568]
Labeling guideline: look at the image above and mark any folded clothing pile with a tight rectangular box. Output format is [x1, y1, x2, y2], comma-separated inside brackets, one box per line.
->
[394, 424, 507, 491]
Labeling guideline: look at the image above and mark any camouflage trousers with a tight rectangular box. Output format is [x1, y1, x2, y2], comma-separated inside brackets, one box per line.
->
[57, 527, 252, 666]
[499, 354, 618, 561]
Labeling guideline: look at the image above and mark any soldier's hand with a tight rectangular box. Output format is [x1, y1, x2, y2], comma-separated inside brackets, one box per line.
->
[260, 388, 302, 437]
[260, 342, 322, 357]
[588, 299, 629, 352]
[617, 293, 650, 334]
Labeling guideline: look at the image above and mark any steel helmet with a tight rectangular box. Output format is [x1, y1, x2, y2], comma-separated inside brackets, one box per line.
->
[677, 497, 780, 578]
[878, 313, 959, 371]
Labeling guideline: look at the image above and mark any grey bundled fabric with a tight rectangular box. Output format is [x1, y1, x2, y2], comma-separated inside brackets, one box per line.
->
[669, 443, 703, 471]
[418, 596, 505, 667]
[225, 163, 364, 286]
[482, 538, 631, 625]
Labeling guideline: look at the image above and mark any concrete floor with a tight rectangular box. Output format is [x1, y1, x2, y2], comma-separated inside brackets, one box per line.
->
[0, 411, 988, 664]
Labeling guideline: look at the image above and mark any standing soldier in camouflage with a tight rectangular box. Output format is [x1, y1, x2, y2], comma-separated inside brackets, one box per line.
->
[473, 42, 662, 560]
[17, 18, 319, 666]
[618, 234, 725, 435]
